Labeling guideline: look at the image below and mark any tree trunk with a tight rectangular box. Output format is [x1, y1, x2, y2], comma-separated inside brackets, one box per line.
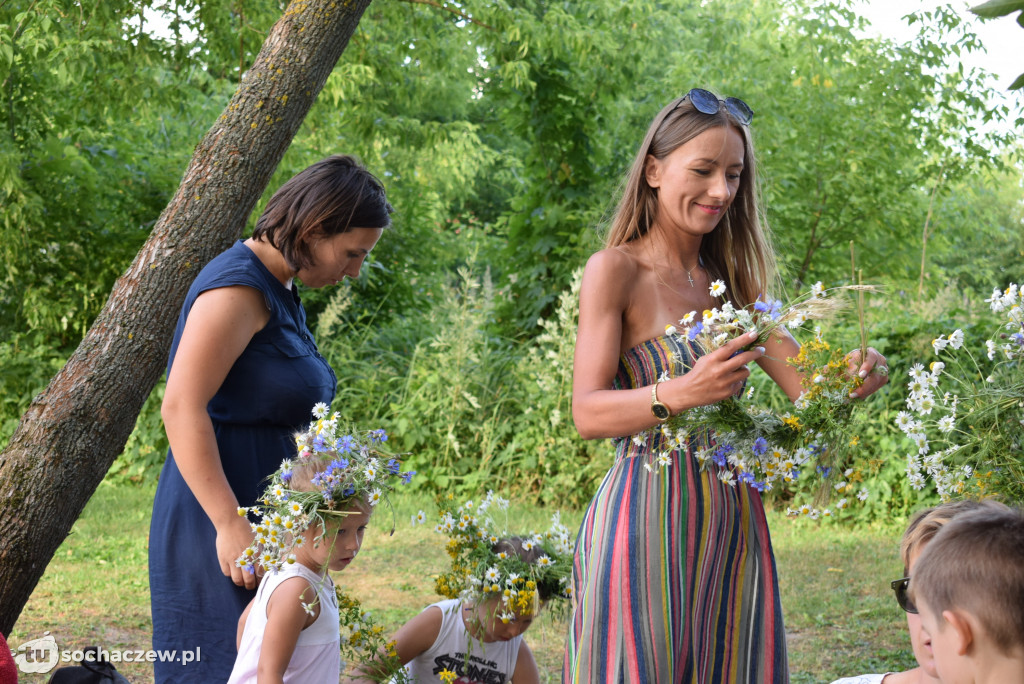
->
[0, 0, 374, 634]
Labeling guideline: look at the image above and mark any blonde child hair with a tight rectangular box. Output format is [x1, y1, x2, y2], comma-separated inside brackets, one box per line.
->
[898, 499, 987, 572]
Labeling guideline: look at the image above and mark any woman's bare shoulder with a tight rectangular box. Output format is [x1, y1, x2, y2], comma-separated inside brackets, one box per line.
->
[584, 245, 643, 283]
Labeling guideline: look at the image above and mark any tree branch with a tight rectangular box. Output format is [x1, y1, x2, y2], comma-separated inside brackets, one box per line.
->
[396, 0, 496, 30]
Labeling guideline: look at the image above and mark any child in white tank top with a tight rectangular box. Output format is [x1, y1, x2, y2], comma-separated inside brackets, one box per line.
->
[225, 408, 415, 683]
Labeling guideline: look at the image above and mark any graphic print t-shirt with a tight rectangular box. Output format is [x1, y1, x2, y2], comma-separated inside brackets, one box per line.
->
[404, 599, 521, 684]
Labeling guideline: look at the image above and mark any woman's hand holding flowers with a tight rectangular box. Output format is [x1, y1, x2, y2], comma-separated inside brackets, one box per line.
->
[217, 514, 258, 589]
[664, 330, 766, 409]
[845, 347, 889, 399]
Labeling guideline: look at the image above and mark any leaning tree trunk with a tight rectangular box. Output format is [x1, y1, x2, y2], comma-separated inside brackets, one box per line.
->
[0, 0, 374, 634]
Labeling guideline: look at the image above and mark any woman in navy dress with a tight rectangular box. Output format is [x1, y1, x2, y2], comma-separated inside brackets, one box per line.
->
[149, 155, 393, 683]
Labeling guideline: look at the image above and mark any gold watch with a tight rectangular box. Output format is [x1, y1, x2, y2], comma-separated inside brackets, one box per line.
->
[651, 382, 670, 422]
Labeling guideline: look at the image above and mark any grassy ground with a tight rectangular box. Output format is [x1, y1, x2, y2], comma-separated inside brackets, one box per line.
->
[8, 483, 916, 683]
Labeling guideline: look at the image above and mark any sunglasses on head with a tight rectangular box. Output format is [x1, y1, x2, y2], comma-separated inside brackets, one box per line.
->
[670, 88, 754, 125]
[891, 576, 918, 614]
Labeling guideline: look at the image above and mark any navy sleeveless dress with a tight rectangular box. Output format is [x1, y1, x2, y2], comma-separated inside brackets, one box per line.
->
[149, 241, 336, 683]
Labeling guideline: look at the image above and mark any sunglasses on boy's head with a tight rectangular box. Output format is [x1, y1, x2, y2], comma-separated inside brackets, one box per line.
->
[670, 88, 755, 125]
[891, 576, 918, 614]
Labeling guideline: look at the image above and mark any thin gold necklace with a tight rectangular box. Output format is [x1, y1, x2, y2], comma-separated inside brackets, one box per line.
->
[683, 262, 699, 287]
[653, 260, 703, 296]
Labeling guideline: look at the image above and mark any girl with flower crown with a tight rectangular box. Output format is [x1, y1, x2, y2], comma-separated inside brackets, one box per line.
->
[564, 89, 888, 682]
[149, 155, 393, 682]
[228, 409, 414, 683]
[228, 499, 368, 684]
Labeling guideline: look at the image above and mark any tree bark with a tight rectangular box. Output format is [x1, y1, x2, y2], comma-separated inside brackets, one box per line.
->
[0, 0, 374, 634]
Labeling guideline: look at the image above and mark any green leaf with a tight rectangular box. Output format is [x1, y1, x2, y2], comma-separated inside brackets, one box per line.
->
[969, 0, 1024, 18]
[1010, 72, 1024, 90]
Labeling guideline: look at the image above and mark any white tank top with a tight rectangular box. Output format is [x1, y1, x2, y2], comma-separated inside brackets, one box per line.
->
[404, 599, 521, 683]
[228, 563, 341, 683]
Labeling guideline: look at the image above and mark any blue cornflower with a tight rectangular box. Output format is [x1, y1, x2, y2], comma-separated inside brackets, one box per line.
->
[312, 434, 326, 451]
[754, 299, 771, 313]
[336, 435, 356, 453]
[402, 470, 416, 484]
[372, 429, 388, 443]
[688, 322, 704, 341]
[387, 459, 401, 474]
[330, 458, 350, 471]
[752, 437, 769, 456]
[816, 465, 832, 478]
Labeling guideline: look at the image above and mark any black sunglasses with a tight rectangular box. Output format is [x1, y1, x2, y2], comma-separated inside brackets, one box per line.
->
[890, 576, 918, 614]
[670, 88, 754, 125]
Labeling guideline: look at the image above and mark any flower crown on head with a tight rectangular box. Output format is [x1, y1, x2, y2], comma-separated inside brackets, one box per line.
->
[235, 402, 415, 575]
[414, 491, 572, 623]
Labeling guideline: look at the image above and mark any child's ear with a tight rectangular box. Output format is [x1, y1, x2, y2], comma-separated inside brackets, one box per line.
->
[942, 609, 974, 656]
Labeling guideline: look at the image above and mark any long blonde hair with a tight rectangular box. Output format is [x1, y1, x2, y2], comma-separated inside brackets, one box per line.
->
[604, 93, 777, 307]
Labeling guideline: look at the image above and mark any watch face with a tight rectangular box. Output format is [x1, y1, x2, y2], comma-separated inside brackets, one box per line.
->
[652, 403, 670, 420]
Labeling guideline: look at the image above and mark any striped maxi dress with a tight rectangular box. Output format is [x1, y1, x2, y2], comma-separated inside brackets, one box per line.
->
[563, 334, 788, 683]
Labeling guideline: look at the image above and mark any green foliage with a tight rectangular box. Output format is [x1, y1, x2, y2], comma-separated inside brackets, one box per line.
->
[107, 381, 168, 484]
[3, 0, 1022, 519]
[670, 0, 1021, 291]
[387, 261, 517, 493]
[0, 0, 237, 459]
[0, 331, 66, 443]
[491, 267, 610, 505]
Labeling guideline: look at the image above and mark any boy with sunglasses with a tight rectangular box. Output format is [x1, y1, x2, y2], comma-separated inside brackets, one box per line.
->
[831, 500, 988, 684]
[910, 502, 1024, 684]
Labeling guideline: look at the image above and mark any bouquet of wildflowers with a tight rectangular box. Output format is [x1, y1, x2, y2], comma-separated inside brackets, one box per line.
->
[336, 588, 412, 684]
[413, 490, 573, 622]
[895, 283, 1024, 502]
[649, 280, 880, 519]
[235, 402, 416, 576]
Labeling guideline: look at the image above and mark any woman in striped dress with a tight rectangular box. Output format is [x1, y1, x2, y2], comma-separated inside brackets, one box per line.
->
[563, 89, 888, 683]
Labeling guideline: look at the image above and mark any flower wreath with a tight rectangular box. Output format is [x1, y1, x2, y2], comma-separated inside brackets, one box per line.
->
[651, 280, 883, 519]
[235, 402, 416, 576]
[414, 491, 573, 623]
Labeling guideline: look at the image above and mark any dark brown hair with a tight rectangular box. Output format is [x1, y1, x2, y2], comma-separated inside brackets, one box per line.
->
[493, 538, 560, 601]
[252, 154, 393, 271]
[911, 501, 1024, 655]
